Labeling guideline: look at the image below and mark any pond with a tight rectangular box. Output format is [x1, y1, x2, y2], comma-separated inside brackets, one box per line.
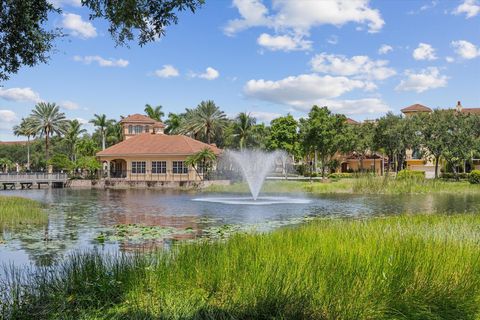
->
[1, 188, 480, 270]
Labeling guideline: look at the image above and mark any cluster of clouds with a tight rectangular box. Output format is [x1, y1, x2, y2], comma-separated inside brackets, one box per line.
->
[153, 65, 220, 80]
[225, 0, 384, 52]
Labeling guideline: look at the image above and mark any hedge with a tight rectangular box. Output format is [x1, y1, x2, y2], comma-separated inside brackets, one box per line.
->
[469, 170, 480, 184]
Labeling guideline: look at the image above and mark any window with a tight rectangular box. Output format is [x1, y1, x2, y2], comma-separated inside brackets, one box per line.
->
[133, 125, 143, 134]
[131, 161, 146, 174]
[128, 125, 133, 134]
[172, 161, 188, 174]
[152, 161, 166, 174]
[145, 125, 150, 133]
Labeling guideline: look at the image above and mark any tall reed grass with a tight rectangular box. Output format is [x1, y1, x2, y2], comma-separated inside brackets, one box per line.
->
[3, 214, 480, 319]
[0, 196, 47, 230]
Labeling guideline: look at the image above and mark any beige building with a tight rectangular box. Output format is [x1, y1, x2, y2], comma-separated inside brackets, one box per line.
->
[97, 114, 221, 181]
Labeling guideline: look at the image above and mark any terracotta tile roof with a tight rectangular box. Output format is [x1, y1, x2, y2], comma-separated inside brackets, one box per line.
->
[0, 141, 28, 146]
[97, 133, 221, 156]
[400, 104, 432, 113]
[346, 118, 359, 125]
[461, 108, 480, 114]
[120, 114, 165, 128]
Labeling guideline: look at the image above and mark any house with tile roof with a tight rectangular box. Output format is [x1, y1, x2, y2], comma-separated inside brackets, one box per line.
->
[97, 114, 221, 181]
[401, 101, 480, 176]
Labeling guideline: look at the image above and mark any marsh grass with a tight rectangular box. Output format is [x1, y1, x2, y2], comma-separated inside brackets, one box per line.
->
[205, 176, 480, 195]
[0, 196, 47, 231]
[3, 214, 480, 319]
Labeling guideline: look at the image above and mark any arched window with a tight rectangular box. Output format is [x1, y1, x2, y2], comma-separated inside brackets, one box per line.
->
[134, 125, 143, 134]
[145, 125, 149, 133]
[128, 125, 133, 134]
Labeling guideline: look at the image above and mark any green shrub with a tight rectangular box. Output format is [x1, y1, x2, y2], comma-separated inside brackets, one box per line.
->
[328, 172, 354, 179]
[469, 170, 480, 184]
[441, 173, 470, 180]
[397, 169, 425, 180]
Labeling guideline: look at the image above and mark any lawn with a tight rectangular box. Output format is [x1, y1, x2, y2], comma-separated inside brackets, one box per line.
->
[204, 176, 480, 195]
[2, 213, 480, 319]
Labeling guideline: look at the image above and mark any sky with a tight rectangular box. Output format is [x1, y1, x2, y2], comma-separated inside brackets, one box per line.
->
[0, 0, 479, 140]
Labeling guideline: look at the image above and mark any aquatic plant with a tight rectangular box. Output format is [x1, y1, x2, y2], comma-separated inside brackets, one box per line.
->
[2, 214, 480, 319]
[0, 196, 47, 233]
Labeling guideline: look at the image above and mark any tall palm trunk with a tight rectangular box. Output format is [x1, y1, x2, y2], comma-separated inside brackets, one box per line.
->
[45, 130, 50, 161]
[27, 136, 30, 171]
[102, 130, 106, 150]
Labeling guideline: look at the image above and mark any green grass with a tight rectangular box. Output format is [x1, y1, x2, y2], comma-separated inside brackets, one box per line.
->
[0, 196, 47, 231]
[3, 214, 480, 319]
[204, 176, 480, 195]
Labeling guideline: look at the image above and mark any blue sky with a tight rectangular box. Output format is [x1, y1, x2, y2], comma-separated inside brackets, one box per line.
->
[1, 0, 479, 140]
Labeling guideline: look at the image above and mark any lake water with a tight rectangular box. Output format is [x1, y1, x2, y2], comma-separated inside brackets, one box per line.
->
[1, 188, 480, 269]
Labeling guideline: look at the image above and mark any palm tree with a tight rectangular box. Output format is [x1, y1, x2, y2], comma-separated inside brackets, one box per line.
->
[65, 120, 87, 161]
[0, 158, 14, 173]
[106, 120, 123, 145]
[144, 104, 164, 121]
[29, 102, 68, 161]
[233, 112, 256, 150]
[89, 114, 113, 150]
[13, 117, 37, 170]
[179, 100, 227, 144]
[164, 112, 184, 134]
[185, 148, 217, 179]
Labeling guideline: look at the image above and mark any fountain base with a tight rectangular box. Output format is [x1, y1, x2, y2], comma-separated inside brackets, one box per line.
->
[192, 196, 311, 205]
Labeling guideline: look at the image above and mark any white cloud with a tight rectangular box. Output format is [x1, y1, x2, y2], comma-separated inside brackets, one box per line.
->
[314, 98, 390, 115]
[310, 53, 396, 80]
[49, 0, 82, 7]
[412, 43, 437, 60]
[73, 55, 129, 67]
[451, 40, 480, 59]
[0, 110, 18, 130]
[327, 35, 339, 45]
[257, 33, 312, 51]
[192, 67, 220, 80]
[0, 87, 41, 103]
[225, 0, 384, 35]
[62, 13, 97, 39]
[396, 67, 448, 93]
[378, 44, 393, 55]
[244, 74, 372, 110]
[446, 56, 455, 63]
[453, 0, 480, 18]
[60, 100, 80, 110]
[154, 65, 180, 78]
[250, 111, 282, 122]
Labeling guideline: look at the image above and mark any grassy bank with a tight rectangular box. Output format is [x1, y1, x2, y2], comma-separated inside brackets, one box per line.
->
[0, 196, 47, 231]
[204, 176, 480, 195]
[3, 214, 480, 319]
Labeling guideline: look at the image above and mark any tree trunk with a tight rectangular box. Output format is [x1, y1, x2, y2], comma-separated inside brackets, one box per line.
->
[45, 133, 49, 162]
[102, 132, 106, 150]
[434, 156, 439, 179]
[373, 153, 376, 175]
[27, 136, 30, 171]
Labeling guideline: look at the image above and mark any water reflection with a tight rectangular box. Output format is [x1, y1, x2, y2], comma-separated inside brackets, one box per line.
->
[0, 188, 479, 269]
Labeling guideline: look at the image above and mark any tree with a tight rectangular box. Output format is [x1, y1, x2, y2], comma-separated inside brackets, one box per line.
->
[144, 104, 164, 122]
[75, 138, 100, 158]
[179, 101, 228, 144]
[29, 102, 68, 161]
[299, 106, 349, 178]
[13, 117, 37, 170]
[64, 120, 87, 161]
[413, 110, 451, 178]
[75, 156, 102, 179]
[47, 154, 73, 172]
[164, 112, 184, 134]
[185, 148, 217, 179]
[350, 122, 375, 172]
[0, 158, 14, 173]
[90, 114, 113, 151]
[1, 0, 204, 81]
[106, 121, 123, 146]
[373, 113, 406, 174]
[232, 112, 256, 150]
[442, 112, 477, 178]
[267, 115, 299, 159]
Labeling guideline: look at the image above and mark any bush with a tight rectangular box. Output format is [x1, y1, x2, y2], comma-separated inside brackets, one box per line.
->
[396, 170, 425, 180]
[441, 173, 470, 180]
[328, 173, 354, 179]
[469, 170, 480, 184]
[304, 172, 318, 178]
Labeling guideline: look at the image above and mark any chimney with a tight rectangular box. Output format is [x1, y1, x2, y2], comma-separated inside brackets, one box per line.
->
[456, 100, 463, 112]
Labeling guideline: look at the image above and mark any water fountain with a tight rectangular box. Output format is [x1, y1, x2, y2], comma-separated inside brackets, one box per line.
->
[193, 149, 311, 205]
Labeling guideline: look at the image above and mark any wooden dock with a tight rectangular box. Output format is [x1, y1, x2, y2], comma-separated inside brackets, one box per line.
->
[0, 173, 68, 190]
